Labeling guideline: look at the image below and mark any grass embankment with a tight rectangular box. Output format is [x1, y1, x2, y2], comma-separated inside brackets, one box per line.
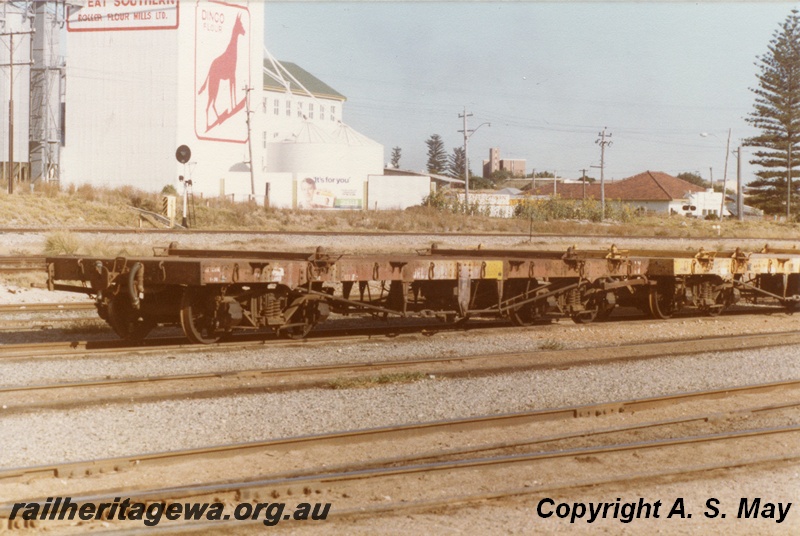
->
[0, 182, 798, 249]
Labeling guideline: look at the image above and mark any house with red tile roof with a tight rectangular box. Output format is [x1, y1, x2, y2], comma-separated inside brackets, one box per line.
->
[528, 171, 726, 217]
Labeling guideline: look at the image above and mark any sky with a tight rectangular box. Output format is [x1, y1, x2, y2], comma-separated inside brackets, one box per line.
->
[264, 2, 798, 186]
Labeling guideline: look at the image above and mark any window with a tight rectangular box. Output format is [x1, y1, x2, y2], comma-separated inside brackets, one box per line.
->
[286, 100, 291, 117]
[273, 99, 280, 115]
[309, 103, 314, 119]
[320, 105, 325, 121]
[297, 102, 303, 118]
[262, 131, 267, 149]
[330, 105, 336, 120]
[262, 97, 267, 113]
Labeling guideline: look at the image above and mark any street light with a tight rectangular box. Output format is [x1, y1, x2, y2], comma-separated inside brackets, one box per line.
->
[460, 114, 490, 210]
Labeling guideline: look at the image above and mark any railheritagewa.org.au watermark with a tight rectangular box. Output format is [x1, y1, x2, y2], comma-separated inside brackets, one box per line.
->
[9, 497, 331, 527]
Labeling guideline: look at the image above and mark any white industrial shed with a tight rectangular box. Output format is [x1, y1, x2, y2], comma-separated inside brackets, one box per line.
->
[52, 0, 385, 210]
[60, 0, 266, 197]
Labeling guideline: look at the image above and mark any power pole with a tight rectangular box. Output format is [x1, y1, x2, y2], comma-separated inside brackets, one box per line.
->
[595, 127, 612, 220]
[718, 128, 731, 221]
[458, 108, 490, 211]
[243, 84, 255, 196]
[580, 168, 587, 200]
[736, 146, 743, 221]
[458, 107, 472, 210]
[1, 28, 34, 194]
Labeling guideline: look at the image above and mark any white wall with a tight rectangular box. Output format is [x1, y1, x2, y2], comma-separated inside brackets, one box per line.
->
[62, 0, 265, 196]
[265, 172, 293, 208]
[367, 175, 430, 210]
[262, 89, 343, 145]
[457, 192, 515, 218]
[62, 4, 179, 190]
[686, 190, 726, 218]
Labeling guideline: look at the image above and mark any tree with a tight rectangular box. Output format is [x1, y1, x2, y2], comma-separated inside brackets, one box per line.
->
[448, 147, 466, 179]
[490, 169, 513, 182]
[425, 134, 448, 175]
[677, 172, 709, 188]
[390, 146, 402, 168]
[745, 9, 800, 216]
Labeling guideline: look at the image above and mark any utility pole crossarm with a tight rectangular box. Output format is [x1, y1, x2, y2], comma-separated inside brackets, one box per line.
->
[595, 127, 613, 220]
[458, 107, 473, 209]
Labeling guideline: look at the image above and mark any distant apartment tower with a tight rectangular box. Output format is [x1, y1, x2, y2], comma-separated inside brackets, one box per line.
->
[482, 148, 526, 178]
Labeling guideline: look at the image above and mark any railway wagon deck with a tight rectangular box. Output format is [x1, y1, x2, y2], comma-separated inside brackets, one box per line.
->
[44, 244, 800, 343]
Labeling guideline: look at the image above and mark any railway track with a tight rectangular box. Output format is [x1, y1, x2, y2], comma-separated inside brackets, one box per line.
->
[0, 255, 46, 274]
[0, 302, 94, 313]
[0, 318, 510, 359]
[4, 329, 800, 413]
[0, 228, 749, 239]
[2, 227, 800, 243]
[0, 302, 99, 332]
[2, 379, 797, 532]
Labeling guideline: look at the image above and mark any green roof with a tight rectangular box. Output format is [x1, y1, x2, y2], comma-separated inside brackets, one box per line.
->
[263, 60, 346, 101]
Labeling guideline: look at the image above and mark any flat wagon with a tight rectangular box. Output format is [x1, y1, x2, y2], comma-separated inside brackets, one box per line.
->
[45, 244, 800, 343]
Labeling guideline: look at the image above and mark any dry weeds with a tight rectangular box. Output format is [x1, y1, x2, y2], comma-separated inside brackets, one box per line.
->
[1, 182, 799, 240]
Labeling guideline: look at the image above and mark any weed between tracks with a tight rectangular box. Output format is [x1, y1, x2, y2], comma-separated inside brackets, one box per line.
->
[329, 372, 427, 390]
[539, 339, 566, 351]
[60, 318, 109, 334]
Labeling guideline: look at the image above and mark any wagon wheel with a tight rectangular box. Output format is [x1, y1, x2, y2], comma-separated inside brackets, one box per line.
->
[570, 303, 599, 324]
[593, 282, 616, 322]
[595, 303, 616, 322]
[703, 287, 731, 317]
[648, 281, 676, 320]
[286, 320, 314, 340]
[570, 288, 601, 324]
[106, 294, 155, 341]
[180, 288, 222, 344]
[509, 301, 546, 326]
[283, 300, 327, 340]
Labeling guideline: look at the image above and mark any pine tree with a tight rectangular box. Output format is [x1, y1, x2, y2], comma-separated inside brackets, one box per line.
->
[390, 146, 402, 168]
[425, 134, 448, 175]
[745, 9, 800, 216]
[447, 146, 467, 179]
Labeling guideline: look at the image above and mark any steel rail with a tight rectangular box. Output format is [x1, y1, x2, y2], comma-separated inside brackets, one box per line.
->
[2, 227, 800, 242]
[0, 319, 512, 359]
[2, 378, 797, 485]
[2, 423, 797, 530]
[0, 302, 95, 313]
[4, 328, 800, 414]
[111, 453, 800, 536]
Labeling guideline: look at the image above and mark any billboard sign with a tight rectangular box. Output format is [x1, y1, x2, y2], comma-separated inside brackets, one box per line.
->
[296, 176, 364, 210]
[194, 1, 250, 143]
[67, 0, 180, 32]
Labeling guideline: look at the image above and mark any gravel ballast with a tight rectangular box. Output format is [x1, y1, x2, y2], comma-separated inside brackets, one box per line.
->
[1, 344, 798, 469]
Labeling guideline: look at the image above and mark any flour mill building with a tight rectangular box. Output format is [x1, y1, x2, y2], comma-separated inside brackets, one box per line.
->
[2, 1, 386, 209]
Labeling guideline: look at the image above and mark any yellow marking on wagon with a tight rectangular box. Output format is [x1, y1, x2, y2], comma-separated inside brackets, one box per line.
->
[483, 260, 503, 279]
